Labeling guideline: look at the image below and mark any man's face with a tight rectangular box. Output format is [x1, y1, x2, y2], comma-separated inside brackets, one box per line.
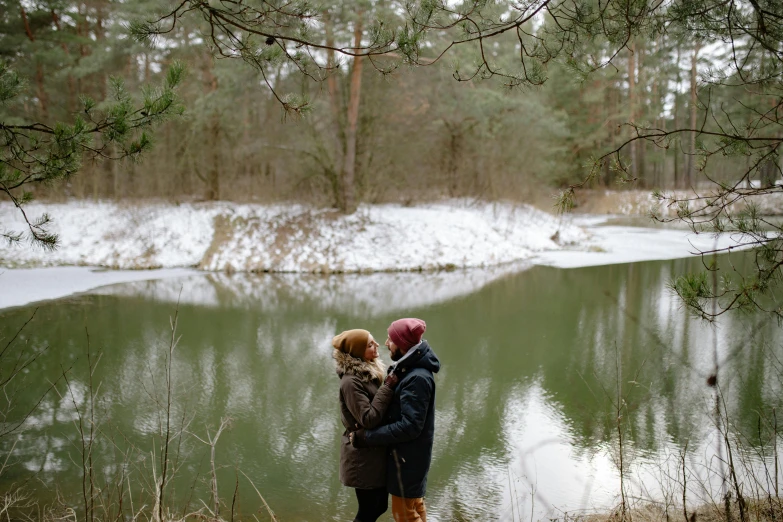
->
[385, 336, 403, 361]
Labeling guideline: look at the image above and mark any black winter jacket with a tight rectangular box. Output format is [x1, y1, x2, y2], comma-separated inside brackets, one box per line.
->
[364, 340, 440, 498]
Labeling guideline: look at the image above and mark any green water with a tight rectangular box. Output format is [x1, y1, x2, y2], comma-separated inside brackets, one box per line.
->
[2, 258, 782, 521]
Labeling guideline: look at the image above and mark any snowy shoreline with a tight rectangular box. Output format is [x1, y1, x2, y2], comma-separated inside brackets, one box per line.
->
[0, 200, 584, 272]
[0, 200, 752, 310]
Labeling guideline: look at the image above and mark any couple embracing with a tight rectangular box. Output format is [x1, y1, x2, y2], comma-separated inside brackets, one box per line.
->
[332, 318, 441, 522]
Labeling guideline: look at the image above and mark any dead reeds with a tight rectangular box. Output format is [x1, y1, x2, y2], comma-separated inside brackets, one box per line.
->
[0, 301, 276, 522]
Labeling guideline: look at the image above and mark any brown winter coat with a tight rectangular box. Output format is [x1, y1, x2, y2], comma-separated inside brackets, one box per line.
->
[334, 349, 394, 489]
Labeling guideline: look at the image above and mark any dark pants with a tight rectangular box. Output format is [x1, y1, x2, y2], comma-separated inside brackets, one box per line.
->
[353, 487, 388, 522]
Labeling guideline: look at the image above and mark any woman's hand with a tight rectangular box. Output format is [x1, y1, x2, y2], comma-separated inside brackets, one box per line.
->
[349, 428, 368, 448]
[384, 371, 399, 388]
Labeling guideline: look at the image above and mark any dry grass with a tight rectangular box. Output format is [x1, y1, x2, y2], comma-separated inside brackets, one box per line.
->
[570, 497, 783, 522]
[570, 189, 783, 217]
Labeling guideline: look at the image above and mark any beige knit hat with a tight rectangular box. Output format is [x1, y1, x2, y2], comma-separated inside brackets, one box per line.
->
[332, 329, 371, 360]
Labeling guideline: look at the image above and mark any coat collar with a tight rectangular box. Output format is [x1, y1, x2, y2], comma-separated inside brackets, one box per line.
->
[390, 340, 439, 374]
[333, 349, 386, 384]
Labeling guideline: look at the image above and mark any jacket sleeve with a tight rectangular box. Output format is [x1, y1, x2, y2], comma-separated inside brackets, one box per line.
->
[341, 377, 394, 430]
[364, 374, 432, 446]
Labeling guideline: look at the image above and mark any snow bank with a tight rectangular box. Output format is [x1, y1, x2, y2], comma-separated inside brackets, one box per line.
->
[0, 201, 220, 269]
[201, 203, 584, 272]
[0, 201, 583, 272]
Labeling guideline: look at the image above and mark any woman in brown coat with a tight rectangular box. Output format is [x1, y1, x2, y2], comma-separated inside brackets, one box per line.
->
[332, 329, 398, 522]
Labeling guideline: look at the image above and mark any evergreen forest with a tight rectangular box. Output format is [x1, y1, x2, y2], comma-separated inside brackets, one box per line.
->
[3, 0, 780, 215]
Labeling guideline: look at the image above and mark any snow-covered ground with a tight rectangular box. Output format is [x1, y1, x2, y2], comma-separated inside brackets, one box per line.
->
[0, 201, 582, 271]
[0, 201, 757, 310]
[0, 202, 219, 269]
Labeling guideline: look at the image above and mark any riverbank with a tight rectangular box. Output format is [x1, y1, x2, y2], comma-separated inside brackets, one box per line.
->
[0, 199, 752, 273]
[0, 200, 585, 272]
[0, 199, 756, 309]
[0, 222, 750, 310]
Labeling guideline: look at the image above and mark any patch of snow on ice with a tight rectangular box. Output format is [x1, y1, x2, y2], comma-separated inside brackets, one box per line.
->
[0, 267, 196, 310]
[536, 225, 752, 268]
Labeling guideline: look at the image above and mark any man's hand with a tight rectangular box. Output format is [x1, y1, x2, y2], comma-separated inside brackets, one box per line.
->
[384, 371, 399, 388]
[349, 428, 368, 448]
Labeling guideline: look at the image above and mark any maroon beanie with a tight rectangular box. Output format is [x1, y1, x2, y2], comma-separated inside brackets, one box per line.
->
[388, 318, 426, 351]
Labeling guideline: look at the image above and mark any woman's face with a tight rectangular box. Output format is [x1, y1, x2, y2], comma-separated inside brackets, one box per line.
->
[363, 335, 380, 361]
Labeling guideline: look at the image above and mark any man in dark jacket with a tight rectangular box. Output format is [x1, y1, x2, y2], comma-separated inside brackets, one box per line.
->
[351, 318, 440, 522]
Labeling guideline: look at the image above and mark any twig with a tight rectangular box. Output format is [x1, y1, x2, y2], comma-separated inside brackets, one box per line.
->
[239, 470, 277, 522]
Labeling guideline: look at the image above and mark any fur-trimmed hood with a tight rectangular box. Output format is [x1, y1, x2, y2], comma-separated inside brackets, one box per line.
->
[333, 349, 386, 384]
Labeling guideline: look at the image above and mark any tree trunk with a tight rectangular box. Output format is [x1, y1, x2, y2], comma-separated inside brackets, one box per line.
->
[760, 158, 777, 188]
[112, 143, 120, 198]
[51, 9, 77, 113]
[340, 12, 364, 214]
[778, 136, 783, 185]
[324, 12, 343, 139]
[606, 81, 618, 186]
[324, 11, 345, 207]
[652, 58, 660, 187]
[760, 88, 780, 188]
[673, 45, 682, 189]
[628, 43, 637, 181]
[20, 7, 49, 119]
[208, 116, 221, 200]
[243, 89, 252, 198]
[637, 43, 646, 187]
[203, 55, 221, 201]
[20, 7, 34, 41]
[654, 34, 666, 188]
[95, 1, 107, 100]
[443, 121, 461, 196]
[600, 82, 614, 186]
[687, 42, 701, 188]
[77, 3, 88, 104]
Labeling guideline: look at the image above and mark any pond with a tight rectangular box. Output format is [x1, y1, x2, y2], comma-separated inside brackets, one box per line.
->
[2, 257, 782, 521]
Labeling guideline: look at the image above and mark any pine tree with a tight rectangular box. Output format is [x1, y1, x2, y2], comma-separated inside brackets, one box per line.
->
[0, 61, 185, 248]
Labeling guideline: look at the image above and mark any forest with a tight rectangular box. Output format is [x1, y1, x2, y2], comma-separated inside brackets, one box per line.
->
[2, 0, 779, 216]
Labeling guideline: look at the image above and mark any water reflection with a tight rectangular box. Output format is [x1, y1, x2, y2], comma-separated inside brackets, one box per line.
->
[92, 264, 531, 316]
[1, 257, 782, 521]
